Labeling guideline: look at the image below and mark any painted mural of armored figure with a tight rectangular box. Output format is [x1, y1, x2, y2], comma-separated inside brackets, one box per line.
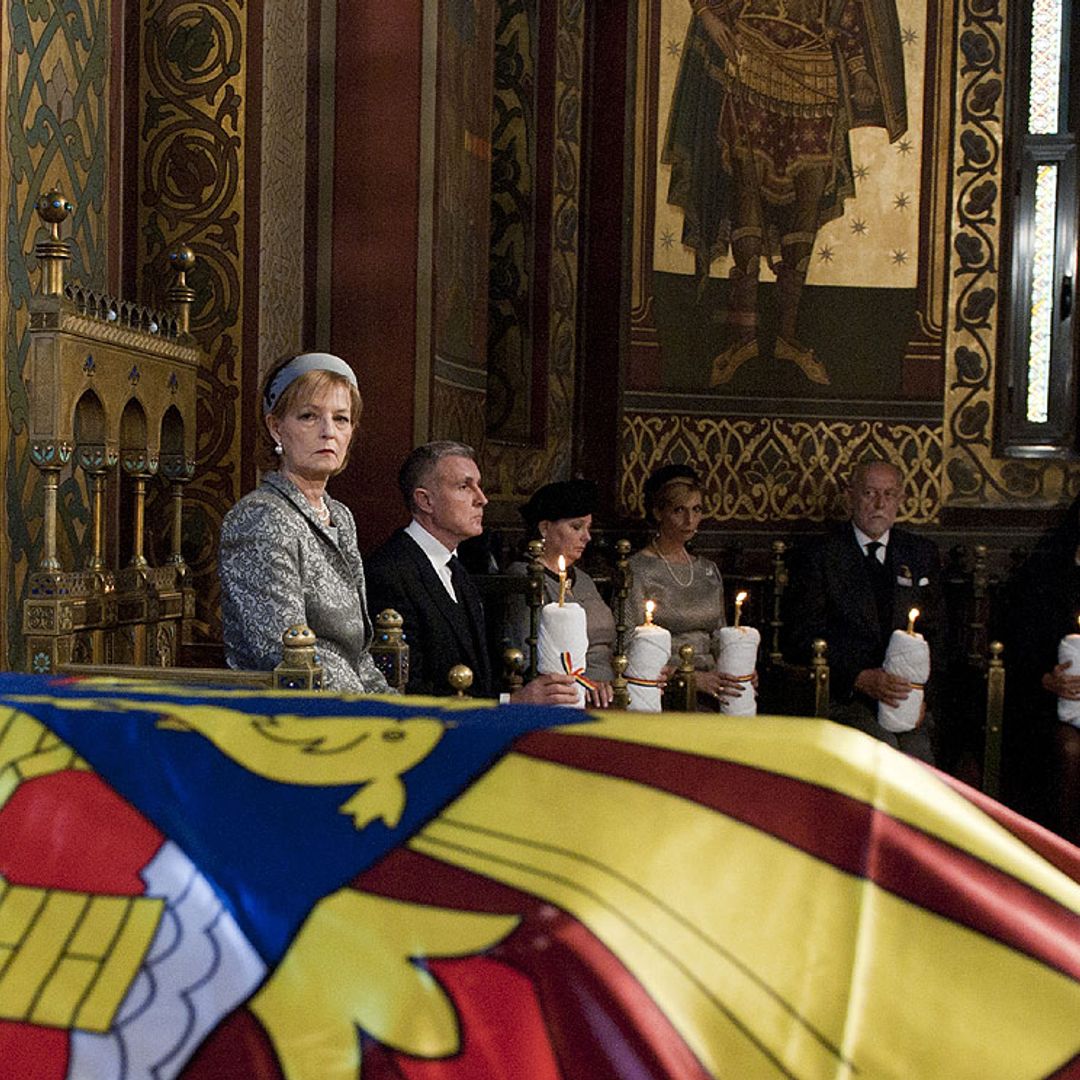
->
[663, 0, 908, 386]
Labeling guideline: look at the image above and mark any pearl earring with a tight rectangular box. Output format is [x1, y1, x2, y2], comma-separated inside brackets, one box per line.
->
[274, 442, 283, 456]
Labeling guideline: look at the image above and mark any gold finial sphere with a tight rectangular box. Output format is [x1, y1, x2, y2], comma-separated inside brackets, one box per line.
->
[37, 187, 72, 225]
[376, 608, 404, 630]
[282, 623, 317, 647]
[611, 653, 628, 676]
[678, 644, 695, 664]
[448, 664, 474, 693]
[168, 245, 196, 272]
[503, 647, 525, 671]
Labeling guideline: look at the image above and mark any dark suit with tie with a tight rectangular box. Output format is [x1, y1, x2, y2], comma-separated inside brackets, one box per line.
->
[784, 523, 945, 758]
[365, 527, 494, 696]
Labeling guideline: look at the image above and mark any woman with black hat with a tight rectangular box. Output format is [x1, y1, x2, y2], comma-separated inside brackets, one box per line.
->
[505, 479, 616, 707]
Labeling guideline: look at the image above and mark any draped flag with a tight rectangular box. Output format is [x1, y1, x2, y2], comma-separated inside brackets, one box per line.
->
[1, 673, 1079, 1080]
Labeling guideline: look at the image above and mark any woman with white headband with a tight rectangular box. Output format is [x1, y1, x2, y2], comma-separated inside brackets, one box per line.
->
[218, 352, 391, 692]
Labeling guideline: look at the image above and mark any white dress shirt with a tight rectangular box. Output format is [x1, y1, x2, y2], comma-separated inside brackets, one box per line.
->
[405, 518, 459, 600]
[853, 523, 891, 563]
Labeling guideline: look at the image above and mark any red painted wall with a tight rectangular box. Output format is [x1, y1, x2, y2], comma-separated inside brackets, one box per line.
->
[330, 3, 424, 552]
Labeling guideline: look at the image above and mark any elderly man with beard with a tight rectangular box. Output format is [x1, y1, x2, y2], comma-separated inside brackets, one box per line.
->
[784, 460, 944, 761]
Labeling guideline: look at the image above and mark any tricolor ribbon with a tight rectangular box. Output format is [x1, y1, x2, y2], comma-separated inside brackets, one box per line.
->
[560, 652, 598, 691]
[625, 675, 664, 687]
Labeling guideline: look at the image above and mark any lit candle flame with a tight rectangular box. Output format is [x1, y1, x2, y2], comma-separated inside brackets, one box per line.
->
[907, 607, 920, 635]
[557, 554, 567, 607]
[644, 599, 655, 625]
[734, 590, 748, 628]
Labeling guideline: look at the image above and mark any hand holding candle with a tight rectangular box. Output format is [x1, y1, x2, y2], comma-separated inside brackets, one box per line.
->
[879, 614, 929, 733]
[1056, 614, 1080, 725]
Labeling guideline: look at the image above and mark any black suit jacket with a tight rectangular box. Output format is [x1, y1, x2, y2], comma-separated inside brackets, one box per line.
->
[365, 528, 494, 696]
[785, 524, 946, 702]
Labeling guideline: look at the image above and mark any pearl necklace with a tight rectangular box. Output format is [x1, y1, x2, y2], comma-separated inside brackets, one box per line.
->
[314, 497, 331, 526]
[652, 542, 694, 587]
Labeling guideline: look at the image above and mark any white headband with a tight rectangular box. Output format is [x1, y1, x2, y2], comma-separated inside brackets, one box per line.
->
[263, 352, 358, 414]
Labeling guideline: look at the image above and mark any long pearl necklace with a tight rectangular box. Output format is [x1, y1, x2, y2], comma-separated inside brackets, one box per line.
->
[652, 542, 694, 587]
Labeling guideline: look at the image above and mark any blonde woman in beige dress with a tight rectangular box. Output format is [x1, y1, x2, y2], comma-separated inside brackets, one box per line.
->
[627, 465, 751, 705]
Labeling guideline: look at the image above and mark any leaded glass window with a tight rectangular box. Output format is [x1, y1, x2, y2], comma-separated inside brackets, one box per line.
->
[1001, 0, 1078, 454]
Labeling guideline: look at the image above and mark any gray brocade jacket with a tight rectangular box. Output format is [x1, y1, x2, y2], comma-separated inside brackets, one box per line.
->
[219, 470, 391, 693]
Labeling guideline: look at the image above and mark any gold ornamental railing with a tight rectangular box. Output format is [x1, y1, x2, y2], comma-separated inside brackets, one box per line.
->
[23, 188, 203, 673]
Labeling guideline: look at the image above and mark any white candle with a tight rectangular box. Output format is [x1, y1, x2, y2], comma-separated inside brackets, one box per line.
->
[1058, 625, 1080, 726]
[626, 617, 671, 713]
[879, 628, 929, 733]
[538, 601, 587, 708]
[715, 625, 759, 716]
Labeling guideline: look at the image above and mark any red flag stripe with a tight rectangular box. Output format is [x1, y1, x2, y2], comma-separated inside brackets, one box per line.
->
[514, 730, 1080, 982]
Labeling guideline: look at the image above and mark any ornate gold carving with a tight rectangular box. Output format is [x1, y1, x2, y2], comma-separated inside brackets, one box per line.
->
[943, 0, 1080, 507]
[623, 414, 943, 523]
[481, 2, 585, 502]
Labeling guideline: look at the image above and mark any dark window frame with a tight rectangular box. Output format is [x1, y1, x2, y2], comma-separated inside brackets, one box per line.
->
[998, 0, 1080, 457]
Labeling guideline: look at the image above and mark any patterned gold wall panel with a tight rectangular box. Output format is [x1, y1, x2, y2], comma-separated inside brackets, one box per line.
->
[431, 377, 486, 451]
[3, 0, 109, 666]
[428, 1, 495, 449]
[482, 0, 584, 509]
[622, 414, 943, 525]
[943, 0, 1080, 508]
[136, 0, 247, 628]
[258, 1, 307, 376]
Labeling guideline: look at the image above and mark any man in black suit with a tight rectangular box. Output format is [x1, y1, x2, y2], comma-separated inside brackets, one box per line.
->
[365, 440, 578, 703]
[785, 459, 944, 761]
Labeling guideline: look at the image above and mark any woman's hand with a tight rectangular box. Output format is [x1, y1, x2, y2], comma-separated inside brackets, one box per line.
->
[696, 669, 749, 701]
[1044, 661, 1080, 700]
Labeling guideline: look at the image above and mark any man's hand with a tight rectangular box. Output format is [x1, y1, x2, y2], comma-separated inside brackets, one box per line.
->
[510, 673, 581, 706]
[854, 667, 911, 707]
[1043, 661, 1080, 700]
[586, 680, 614, 708]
